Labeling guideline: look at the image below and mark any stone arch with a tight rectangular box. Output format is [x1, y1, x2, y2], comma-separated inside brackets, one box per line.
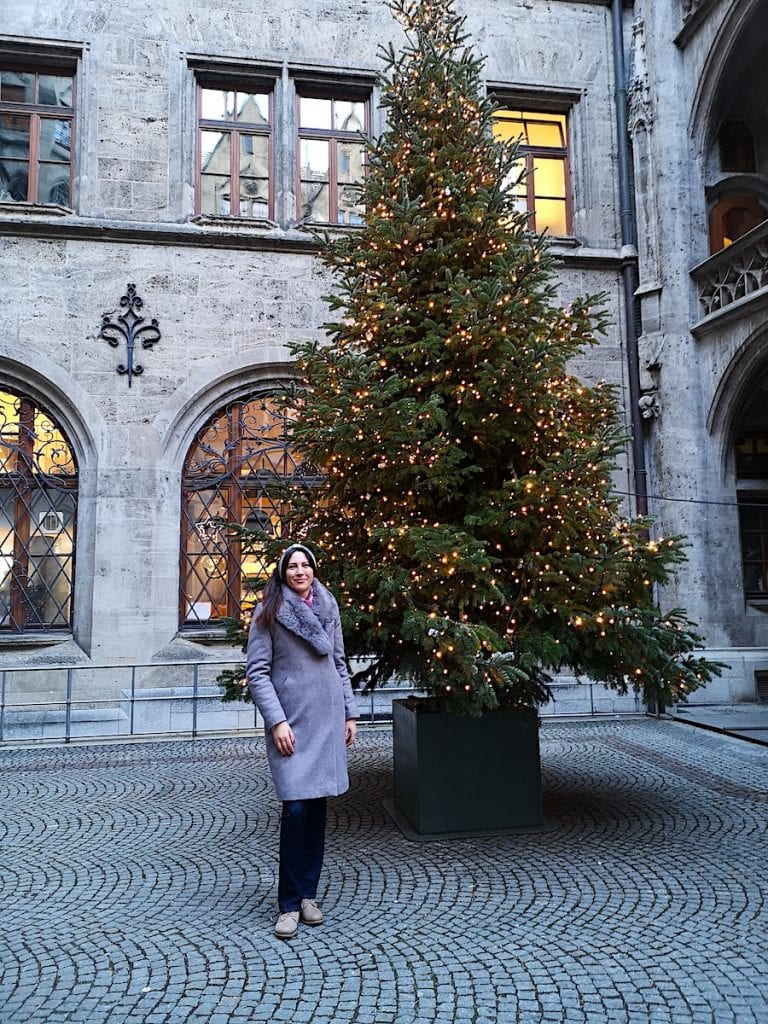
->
[155, 347, 297, 472]
[153, 348, 307, 629]
[0, 355, 102, 470]
[707, 324, 768, 473]
[690, 0, 767, 146]
[690, 1, 768, 251]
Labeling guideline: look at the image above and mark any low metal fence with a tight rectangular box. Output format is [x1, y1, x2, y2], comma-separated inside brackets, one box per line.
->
[0, 659, 415, 746]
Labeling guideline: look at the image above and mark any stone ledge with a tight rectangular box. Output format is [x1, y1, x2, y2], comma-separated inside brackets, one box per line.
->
[0, 214, 626, 268]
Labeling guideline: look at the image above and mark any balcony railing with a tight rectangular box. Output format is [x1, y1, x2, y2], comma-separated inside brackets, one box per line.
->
[692, 220, 768, 320]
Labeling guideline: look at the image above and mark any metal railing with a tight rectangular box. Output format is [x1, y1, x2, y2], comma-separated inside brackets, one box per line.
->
[0, 659, 643, 748]
[0, 658, 415, 746]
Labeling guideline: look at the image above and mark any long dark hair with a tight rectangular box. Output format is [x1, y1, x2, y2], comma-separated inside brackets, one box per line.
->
[256, 569, 283, 630]
[256, 544, 319, 630]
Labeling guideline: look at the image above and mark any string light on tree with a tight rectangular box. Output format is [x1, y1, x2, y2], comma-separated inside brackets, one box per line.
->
[228, 0, 725, 713]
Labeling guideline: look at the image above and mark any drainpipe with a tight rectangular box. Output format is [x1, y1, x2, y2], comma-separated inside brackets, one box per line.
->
[611, 0, 648, 518]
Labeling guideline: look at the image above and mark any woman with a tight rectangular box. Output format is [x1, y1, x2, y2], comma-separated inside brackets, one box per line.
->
[246, 543, 359, 939]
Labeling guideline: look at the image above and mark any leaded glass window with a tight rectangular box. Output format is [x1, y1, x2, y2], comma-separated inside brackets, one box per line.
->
[180, 392, 318, 628]
[0, 389, 78, 631]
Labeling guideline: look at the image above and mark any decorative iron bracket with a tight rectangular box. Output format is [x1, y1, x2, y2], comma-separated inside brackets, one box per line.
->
[99, 283, 161, 387]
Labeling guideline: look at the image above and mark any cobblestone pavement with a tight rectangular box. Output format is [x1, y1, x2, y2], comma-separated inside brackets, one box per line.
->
[1, 719, 767, 1024]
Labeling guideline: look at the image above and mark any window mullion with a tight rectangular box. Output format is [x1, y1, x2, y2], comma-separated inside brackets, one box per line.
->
[231, 127, 240, 217]
[329, 133, 339, 224]
[28, 113, 41, 204]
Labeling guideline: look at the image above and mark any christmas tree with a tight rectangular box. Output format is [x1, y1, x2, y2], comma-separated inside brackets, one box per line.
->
[248, 0, 721, 714]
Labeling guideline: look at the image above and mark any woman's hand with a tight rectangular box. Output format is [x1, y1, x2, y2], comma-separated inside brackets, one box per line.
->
[272, 721, 295, 756]
[345, 719, 357, 748]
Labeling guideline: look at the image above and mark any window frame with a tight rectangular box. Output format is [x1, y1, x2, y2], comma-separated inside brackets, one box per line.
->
[737, 491, 768, 601]
[179, 390, 320, 630]
[194, 77, 275, 221]
[0, 388, 78, 633]
[492, 105, 572, 237]
[295, 85, 371, 227]
[0, 63, 76, 208]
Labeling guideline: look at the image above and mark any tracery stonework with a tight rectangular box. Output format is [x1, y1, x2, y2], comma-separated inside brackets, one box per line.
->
[628, 17, 652, 134]
[695, 222, 768, 316]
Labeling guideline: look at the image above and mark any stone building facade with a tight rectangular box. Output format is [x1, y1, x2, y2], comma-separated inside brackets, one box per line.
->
[0, 0, 765, 722]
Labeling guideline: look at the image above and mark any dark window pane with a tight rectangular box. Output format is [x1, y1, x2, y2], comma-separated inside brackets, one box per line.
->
[719, 121, 755, 174]
[0, 70, 34, 104]
[38, 75, 74, 108]
[37, 163, 70, 205]
[0, 159, 30, 201]
[39, 117, 71, 161]
[0, 112, 31, 156]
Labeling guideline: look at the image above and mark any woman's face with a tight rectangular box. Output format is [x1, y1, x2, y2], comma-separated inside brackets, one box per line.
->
[284, 553, 314, 599]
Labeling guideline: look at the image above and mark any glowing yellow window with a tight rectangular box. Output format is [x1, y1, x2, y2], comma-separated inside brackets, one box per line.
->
[493, 109, 570, 237]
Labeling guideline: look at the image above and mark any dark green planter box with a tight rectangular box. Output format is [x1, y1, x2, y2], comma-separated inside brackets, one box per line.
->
[392, 699, 544, 836]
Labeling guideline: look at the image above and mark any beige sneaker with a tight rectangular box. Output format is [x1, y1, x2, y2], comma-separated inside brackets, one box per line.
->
[300, 898, 324, 925]
[274, 911, 299, 939]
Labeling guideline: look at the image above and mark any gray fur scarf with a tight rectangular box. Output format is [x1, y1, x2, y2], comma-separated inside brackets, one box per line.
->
[276, 582, 333, 656]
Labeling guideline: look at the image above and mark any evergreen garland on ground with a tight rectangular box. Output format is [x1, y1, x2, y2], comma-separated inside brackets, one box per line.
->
[230, 0, 721, 712]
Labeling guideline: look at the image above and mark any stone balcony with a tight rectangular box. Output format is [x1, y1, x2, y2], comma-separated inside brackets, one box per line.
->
[691, 219, 768, 324]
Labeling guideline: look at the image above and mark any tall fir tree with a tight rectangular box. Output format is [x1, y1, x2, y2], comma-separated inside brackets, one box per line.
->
[259, 0, 720, 713]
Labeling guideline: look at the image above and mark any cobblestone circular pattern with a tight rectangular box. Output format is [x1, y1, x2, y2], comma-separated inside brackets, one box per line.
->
[1, 719, 767, 1023]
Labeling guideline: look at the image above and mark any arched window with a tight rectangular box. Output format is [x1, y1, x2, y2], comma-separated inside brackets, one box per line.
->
[709, 194, 767, 252]
[180, 391, 318, 628]
[735, 371, 768, 599]
[0, 388, 78, 631]
[718, 121, 756, 174]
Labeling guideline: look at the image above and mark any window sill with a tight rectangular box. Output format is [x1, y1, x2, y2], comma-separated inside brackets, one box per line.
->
[178, 626, 233, 644]
[746, 598, 768, 612]
[0, 201, 72, 218]
[297, 221, 365, 234]
[0, 630, 74, 647]
[190, 214, 278, 230]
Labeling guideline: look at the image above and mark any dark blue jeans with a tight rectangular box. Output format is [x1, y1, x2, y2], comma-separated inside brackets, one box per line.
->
[278, 798, 327, 912]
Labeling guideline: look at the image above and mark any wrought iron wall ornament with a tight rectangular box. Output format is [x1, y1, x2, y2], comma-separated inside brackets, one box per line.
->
[99, 283, 161, 387]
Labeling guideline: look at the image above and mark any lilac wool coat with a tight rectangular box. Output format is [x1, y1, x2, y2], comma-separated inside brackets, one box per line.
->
[246, 580, 359, 801]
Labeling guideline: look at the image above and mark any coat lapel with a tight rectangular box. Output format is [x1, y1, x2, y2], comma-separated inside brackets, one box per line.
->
[277, 585, 332, 655]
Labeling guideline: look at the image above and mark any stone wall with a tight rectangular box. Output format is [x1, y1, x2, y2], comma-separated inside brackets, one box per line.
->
[5, 0, 763, 708]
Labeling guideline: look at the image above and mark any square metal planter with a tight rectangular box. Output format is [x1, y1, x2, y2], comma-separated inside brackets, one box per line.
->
[391, 698, 544, 837]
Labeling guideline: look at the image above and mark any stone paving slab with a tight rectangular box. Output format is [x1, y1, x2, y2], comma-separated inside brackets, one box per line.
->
[0, 719, 767, 1023]
[667, 703, 768, 746]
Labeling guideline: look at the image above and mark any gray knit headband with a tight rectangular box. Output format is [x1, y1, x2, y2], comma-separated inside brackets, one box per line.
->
[278, 544, 318, 580]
